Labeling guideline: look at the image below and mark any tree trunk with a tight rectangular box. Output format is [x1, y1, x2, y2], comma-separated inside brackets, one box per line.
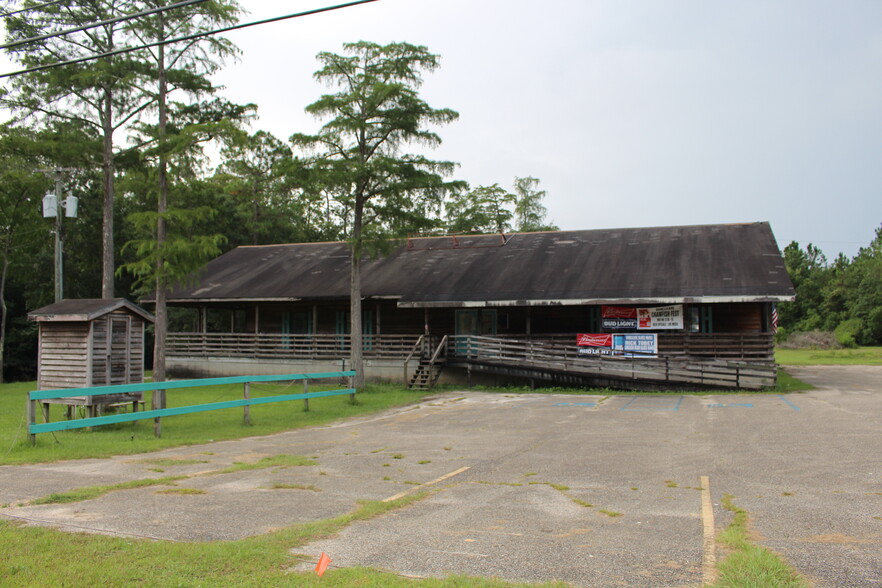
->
[0, 247, 9, 384]
[101, 87, 115, 299]
[349, 196, 364, 389]
[153, 14, 169, 435]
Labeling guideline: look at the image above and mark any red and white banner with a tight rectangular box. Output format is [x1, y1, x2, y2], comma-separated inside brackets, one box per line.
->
[577, 333, 612, 347]
[601, 306, 637, 319]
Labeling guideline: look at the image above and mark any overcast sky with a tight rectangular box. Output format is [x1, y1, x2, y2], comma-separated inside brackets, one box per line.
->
[6, 0, 882, 259]
[209, 0, 882, 259]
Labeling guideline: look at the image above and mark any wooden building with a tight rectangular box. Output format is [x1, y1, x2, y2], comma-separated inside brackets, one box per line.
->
[156, 223, 795, 389]
[28, 299, 154, 416]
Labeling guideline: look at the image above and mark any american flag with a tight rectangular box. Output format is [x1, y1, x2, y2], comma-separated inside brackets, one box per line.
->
[771, 303, 778, 334]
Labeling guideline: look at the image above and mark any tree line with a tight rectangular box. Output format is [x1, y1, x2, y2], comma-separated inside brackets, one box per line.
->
[0, 2, 556, 383]
[779, 228, 882, 347]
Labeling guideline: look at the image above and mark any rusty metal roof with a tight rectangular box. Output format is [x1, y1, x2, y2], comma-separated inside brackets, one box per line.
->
[163, 222, 795, 307]
[29, 298, 155, 322]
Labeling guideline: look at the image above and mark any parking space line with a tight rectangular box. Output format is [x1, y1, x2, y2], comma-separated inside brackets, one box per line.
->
[777, 395, 801, 411]
[620, 396, 684, 411]
[382, 466, 471, 503]
[700, 475, 716, 586]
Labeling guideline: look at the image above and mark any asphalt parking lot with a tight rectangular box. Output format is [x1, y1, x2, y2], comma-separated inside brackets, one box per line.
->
[1, 366, 880, 587]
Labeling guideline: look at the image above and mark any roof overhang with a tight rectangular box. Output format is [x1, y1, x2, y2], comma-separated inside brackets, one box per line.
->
[28, 298, 155, 323]
[396, 295, 796, 309]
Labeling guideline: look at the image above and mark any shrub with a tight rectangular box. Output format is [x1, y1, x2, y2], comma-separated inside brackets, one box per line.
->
[834, 319, 862, 348]
[776, 330, 841, 350]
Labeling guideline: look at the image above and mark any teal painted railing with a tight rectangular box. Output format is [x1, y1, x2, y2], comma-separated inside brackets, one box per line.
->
[27, 371, 356, 443]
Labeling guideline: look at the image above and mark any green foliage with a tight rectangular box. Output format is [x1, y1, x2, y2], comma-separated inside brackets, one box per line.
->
[833, 318, 862, 348]
[779, 226, 882, 346]
[291, 41, 463, 247]
[445, 184, 515, 233]
[119, 205, 226, 295]
[445, 177, 557, 235]
[513, 176, 557, 232]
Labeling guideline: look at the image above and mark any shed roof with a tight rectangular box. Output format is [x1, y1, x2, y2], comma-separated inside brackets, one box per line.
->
[29, 298, 155, 322]
[162, 222, 795, 307]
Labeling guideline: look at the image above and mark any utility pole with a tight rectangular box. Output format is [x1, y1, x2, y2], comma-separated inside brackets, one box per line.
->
[39, 168, 78, 302]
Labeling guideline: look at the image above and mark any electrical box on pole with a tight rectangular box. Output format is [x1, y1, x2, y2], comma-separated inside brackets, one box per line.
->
[42, 192, 57, 218]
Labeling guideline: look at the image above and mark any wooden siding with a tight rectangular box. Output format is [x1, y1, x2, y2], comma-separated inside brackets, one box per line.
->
[38, 322, 90, 389]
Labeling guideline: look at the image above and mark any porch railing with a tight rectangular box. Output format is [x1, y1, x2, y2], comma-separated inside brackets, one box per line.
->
[483, 332, 775, 361]
[167, 332, 774, 363]
[167, 333, 422, 361]
[446, 335, 776, 389]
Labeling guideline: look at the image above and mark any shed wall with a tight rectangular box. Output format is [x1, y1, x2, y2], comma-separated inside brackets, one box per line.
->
[37, 322, 90, 389]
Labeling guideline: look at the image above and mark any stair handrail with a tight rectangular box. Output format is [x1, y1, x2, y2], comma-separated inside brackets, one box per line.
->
[403, 334, 425, 383]
[429, 334, 448, 366]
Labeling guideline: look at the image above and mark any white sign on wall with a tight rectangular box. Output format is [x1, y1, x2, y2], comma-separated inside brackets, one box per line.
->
[637, 305, 684, 330]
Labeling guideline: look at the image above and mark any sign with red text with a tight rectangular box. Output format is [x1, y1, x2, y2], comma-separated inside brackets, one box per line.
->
[636, 305, 683, 330]
[577, 333, 658, 357]
[601, 306, 638, 330]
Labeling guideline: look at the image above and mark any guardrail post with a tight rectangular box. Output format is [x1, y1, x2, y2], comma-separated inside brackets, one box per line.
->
[27, 393, 36, 445]
[243, 382, 251, 425]
[153, 387, 164, 438]
[303, 380, 309, 412]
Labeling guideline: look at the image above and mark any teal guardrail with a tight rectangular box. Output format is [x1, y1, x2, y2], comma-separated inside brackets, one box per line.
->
[27, 371, 356, 443]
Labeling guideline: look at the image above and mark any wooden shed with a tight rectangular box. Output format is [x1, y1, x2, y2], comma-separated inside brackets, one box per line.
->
[28, 299, 154, 416]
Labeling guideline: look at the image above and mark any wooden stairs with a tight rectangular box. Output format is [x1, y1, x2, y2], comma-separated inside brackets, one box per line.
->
[407, 335, 448, 391]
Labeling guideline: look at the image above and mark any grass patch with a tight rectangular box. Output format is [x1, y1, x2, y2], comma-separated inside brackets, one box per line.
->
[571, 498, 593, 508]
[268, 484, 321, 492]
[775, 346, 882, 366]
[155, 488, 206, 495]
[0, 381, 430, 466]
[528, 481, 569, 492]
[30, 476, 188, 505]
[775, 369, 815, 392]
[599, 509, 623, 518]
[418, 460, 431, 464]
[134, 458, 210, 467]
[216, 454, 317, 474]
[4, 491, 563, 587]
[665, 480, 678, 488]
[712, 494, 808, 587]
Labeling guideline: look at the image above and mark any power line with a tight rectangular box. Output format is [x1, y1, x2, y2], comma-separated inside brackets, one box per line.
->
[0, 0, 64, 19]
[1, 0, 210, 51]
[0, 0, 380, 79]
